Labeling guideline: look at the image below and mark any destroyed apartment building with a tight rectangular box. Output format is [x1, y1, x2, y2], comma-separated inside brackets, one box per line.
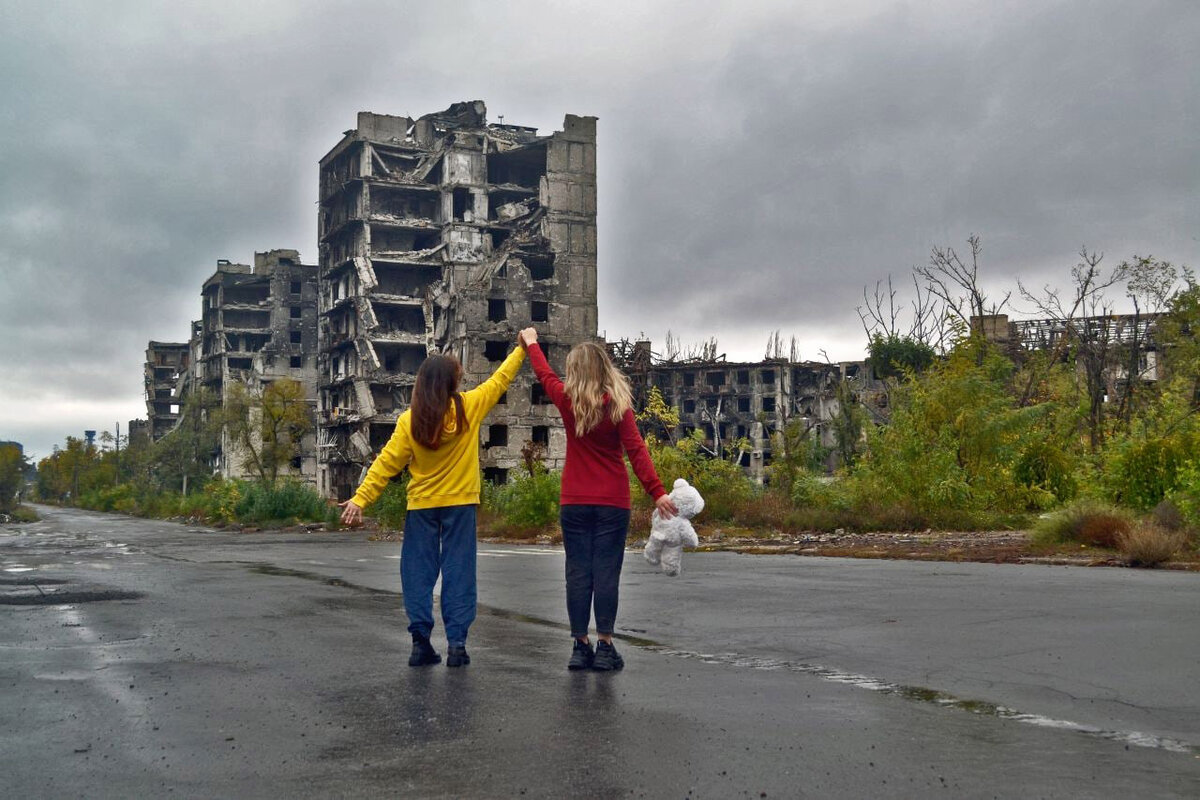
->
[194, 249, 320, 482]
[974, 312, 1163, 393]
[143, 341, 190, 441]
[316, 102, 598, 500]
[613, 341, 883, 481]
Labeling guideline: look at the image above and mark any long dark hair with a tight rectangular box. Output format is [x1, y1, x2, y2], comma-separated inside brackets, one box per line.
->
[410, 354, 466, 449]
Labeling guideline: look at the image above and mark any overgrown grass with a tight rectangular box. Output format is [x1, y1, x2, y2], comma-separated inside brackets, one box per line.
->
[1, 505, 40, 523]
[368, 478, 409, 530]
[483, 470, 561, 538]
[74, 478, 335, 528]
[1118, 523, 1190, 567]
[1030, 499, 1134, 549]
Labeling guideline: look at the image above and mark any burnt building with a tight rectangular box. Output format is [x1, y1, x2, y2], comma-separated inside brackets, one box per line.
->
[316, 102, 598, 500]
[197, 249, 319, 482]
[143, 341, 190, 440]
[615, 341, 880, 481]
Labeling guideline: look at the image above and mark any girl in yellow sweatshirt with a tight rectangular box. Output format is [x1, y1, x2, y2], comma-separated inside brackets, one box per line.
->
[339, 341, 525, 667]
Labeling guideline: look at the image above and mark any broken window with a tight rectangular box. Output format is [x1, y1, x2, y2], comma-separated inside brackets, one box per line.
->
[228, 358, 252, 370]
[452, 187, 472, 222]
[532, 384, 551, 405]
[526, 253, 555, 281]
[290, 331, 302, 344]
[290, 281, 302, 295]
[737, 370, 750, 385]
[376, 304, 426, 335]
[486, 424, 508, 448]
[761, 369, 776, 384]
[683, 372, 695, 387]
[378, 343, 426, 373]
[484, 340, 507, 362]
[483, 467, 509, 485]
[491, 229, 512, 250]
[531, 301, 549, 322]
[290, 356, 302, 369]
[497, 391, 507, 405]
[290, 306, 301, 319]
[488, 299, 507, 322]
[762, 396, 776, 413]
[737, 397, 750, 413]
[532, 425, 549, 446]
[683, 399, 696, 413]
[706, 372, 725, 388]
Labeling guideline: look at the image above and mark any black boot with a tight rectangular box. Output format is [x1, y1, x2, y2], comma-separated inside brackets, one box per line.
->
[568, 638, 595, 671]
[408, 633, 441, 667]
[446, 645, 470, 667]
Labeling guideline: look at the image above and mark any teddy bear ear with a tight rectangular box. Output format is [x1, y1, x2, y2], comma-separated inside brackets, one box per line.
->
[673, 478, 688, 489]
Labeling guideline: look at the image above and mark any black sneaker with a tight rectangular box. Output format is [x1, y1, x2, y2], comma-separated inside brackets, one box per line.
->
[592, 640, 624, 672]
[446, 645, 470, 668]
[568, 639, 595, 671]
[408, 634, 441, 667]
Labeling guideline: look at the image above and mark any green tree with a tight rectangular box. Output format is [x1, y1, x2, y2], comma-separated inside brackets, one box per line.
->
[223, 379, 313, 484]
[0, 444, 29, 512]
[636, 385, 681, 443]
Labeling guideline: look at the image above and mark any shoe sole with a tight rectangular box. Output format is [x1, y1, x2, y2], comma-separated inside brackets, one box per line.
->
[567, 661, 592, 671]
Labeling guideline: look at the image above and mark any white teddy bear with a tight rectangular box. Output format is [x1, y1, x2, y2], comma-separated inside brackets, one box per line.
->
[644, 478, 705, 577]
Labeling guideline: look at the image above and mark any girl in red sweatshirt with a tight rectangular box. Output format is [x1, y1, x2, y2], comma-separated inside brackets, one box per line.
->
[520, 328, 677, 671]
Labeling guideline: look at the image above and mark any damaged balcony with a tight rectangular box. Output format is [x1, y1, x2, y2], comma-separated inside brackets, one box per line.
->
[371, 262, 442, 299]
[368, 183, 440, 227]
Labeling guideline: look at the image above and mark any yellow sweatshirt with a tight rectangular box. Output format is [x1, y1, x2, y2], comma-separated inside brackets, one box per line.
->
[350, 347, 525, 511]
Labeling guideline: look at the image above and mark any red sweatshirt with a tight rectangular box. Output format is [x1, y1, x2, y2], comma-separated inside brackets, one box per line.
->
[527, 343, 666, 508]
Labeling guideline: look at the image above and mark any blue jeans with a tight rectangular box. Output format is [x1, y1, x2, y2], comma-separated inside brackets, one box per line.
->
[560, 504, 632, 637]
[401, 504, 477, 646]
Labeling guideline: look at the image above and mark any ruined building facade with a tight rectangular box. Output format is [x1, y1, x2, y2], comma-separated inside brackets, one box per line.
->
[616, 341, 879, 481]
[316, 103, 598, 500]
[196, 249, 319, 482]
[143, 341, 190, 440]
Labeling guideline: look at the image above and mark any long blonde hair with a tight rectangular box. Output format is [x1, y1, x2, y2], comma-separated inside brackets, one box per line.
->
[563, 342, 633, 436]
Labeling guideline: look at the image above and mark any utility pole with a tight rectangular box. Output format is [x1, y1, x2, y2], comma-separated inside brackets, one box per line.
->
[114, 421, 120, 486]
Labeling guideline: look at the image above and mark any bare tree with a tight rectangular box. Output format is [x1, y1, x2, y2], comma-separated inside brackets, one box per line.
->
[857, 272, 951, 354]
[1016, 248, 1131, 450]
[915, 236, 1011, 352]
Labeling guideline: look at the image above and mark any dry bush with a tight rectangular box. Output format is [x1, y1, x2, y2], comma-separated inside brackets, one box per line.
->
[1151, 499, 1187, 532]
[1031, 499, 1133, 549]
[1119, 523, 1188, 567]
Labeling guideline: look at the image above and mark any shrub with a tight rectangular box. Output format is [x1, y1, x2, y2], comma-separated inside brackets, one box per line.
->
[1165, 460, 1200, 529]
[1031, 499, 1133, 549]
[234, 480, 328, 524]
[1101, 435, 1196, 511]
[1118, 523, 1188, 567]
[202, 478, 242, 523]
[1151, 499, 1188, 532]
[487, 469, 561, 530]
[369, 478, 409, 530]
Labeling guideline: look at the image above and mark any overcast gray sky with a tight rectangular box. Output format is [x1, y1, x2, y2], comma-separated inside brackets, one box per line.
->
[1, 0, 1197, 459]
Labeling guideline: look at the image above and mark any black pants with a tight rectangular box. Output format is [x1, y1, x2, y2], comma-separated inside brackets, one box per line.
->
[560, 504, 632, 637]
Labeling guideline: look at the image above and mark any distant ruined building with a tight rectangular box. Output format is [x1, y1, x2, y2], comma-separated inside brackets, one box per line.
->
[315, 103, 598, 500]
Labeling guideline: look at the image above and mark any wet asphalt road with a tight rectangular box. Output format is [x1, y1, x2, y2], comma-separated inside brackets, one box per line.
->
[1, 506, 1198, 799]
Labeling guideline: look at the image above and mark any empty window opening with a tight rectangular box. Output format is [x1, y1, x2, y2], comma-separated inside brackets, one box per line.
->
[290, 306, 301, 319]
[706, 372, 725, 387]
[526, 253, 555, 281]
[488, 299, 507, 322]
[762, 396, 776, 412]
[452, 188, 472, 222]
[532, 384, 551, 405]
[532, 425, 550, 446]
[491, 229, 512, 250]
[761, 369, 776, 384]
[290, 356, 302, 369]
[290, 331, 302, 344]
[484, 340, 507, 362]
[228, 358, 252, 370]
[737, 397, 751, 413]
[737, 370, 750, 385]
[531, 301, 549, 322]
[483, 467, 509, 485]
[290, 281, 302, 295]
[378, 343, 426, 374]
[486, 424, 508, 448]
[683, 399, 696, 413]
[683, 372, 695, 387]
[497, 391, 507, 405]
[376, 304, 426, 335]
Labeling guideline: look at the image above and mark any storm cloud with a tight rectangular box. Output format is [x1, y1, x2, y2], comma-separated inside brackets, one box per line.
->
[1, 0, 1196, 458]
